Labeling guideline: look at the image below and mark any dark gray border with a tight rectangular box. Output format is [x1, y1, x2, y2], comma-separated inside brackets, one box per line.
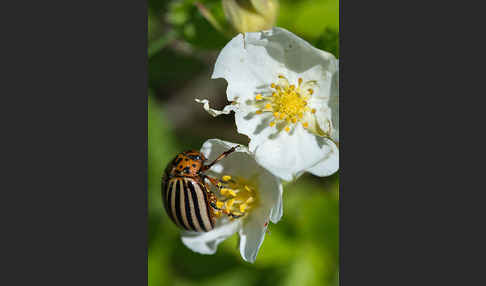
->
[1, 0, 148, 284]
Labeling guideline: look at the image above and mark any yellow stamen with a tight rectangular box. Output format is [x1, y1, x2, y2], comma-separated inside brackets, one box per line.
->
[222, 175, 232, 182]
[217, 174, 258, 217]
[239, 203, 248, 213]
[226, 199, 235, 210]
[220, 188, 228, 196]
[252, 76, 321, 134]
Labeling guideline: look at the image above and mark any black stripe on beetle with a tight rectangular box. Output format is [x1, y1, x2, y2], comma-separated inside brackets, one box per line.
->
[182, 179, 197, 231]
[199, 182, 214, 229]
[187, 180, 208, 232]
[165, 181, 175, 223]
[174, 179, 188, 230]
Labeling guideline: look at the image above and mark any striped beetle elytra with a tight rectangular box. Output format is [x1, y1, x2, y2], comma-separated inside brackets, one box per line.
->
[161, 146, 240, 232]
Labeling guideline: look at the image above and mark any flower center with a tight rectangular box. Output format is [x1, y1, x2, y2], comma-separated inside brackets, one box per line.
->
[254, 75, 317, 132]
[214, 175, 258, 218]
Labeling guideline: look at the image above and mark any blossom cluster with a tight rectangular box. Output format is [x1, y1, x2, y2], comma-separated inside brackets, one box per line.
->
[182, 27, 339, 263]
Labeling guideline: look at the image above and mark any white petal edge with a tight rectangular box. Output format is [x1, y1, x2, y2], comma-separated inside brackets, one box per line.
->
[254, 125, 335, 181]
[181, 219, 241, 255]
[306, 139, 339, 177]
[238, 208, 269, 263]
[195, 98, 238, 117]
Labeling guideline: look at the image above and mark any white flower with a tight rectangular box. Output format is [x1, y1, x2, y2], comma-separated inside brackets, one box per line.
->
[196, 27, 339, 181]
[181, 139, 283, 263]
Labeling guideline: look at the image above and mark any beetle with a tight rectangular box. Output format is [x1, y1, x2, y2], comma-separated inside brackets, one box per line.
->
[161, 146, 239, 232]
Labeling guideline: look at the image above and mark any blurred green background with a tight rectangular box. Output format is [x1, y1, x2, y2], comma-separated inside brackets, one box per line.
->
[148, 1, 339, 285]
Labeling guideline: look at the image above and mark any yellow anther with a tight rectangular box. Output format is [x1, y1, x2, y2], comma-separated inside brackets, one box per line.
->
[216, 201, 224, 209]
[244, 185, 252, 192]
[255, 110, 262, 114]
[221, 188, 236, 197]
[246, 197, 254, 204]
[222, 175, 232, 182]
[253, 76, 321, 133]
[226, 199, 235, 209]
[240, 203, 248, 213]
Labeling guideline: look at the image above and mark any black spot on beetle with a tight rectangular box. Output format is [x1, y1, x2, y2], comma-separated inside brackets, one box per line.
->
[174, 157, 183, 165]
[188, 155, 201, 161]
[192, 164, 196, 167]
[183, 167, 190, 173]
[185, 158, 189, 161]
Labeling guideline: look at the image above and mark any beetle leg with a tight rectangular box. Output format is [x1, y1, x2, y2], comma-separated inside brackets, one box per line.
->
[208, 191, 221, 209]
[227, 212, 245, 219]
[202, 174, 223, 190]
[201, 145, 240, 172]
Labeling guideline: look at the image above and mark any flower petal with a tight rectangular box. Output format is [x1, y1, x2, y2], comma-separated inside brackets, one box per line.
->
[238, 208, 269, 263]
[212, 32, 285, 103]
[327, 63, 339, 142]
[254, 125, 337, 181]
[306, 140, 339, 177]
[181, 218, 240, 255]
[201, 139, 259, 180]
[195, 98, 238, 117]
[257, 169, 283, 223]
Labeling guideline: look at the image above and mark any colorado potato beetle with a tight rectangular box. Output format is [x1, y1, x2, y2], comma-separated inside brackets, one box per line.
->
[161, 146, 239, 232]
